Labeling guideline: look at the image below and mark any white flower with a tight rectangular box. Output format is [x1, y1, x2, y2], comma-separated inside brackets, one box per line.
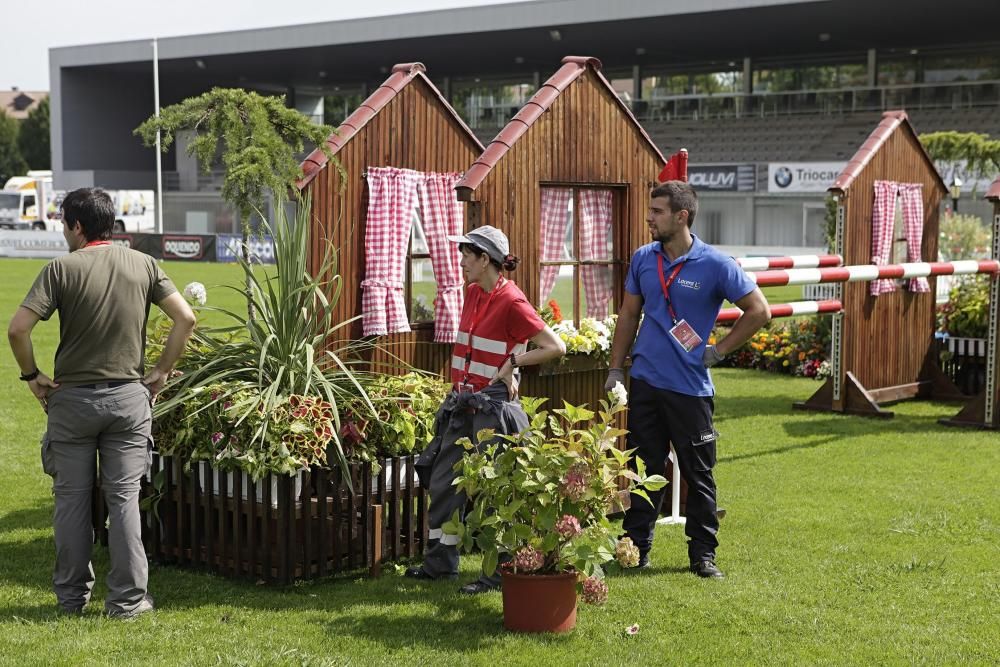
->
[611, 381, 628, 406]
[183, 281, 207, 306]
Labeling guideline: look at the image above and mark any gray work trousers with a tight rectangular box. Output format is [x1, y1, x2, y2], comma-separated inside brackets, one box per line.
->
[416, 384, 528, 581]
[41, 382, 152, 615]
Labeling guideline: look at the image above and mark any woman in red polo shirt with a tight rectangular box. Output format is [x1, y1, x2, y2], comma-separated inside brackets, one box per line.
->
[409, 225, 565, 594]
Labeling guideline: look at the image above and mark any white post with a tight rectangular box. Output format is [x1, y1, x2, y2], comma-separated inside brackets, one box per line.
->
[153, 38, 164, 235]
[656, 445, 686, 526]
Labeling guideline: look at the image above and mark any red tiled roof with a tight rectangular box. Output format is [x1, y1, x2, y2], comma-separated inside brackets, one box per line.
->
[296, 63, 483, 189]
[456, 56, 666, 198]
[986, 176, 1000, 201]
[829, 110, 946, 194]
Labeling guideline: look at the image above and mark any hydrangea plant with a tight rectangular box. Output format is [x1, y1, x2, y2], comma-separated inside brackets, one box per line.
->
[443, 389, 665, 604]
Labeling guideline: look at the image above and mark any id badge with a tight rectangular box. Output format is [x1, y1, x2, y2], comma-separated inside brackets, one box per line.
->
[669, 319, 703, 353]
[457, 382, 475, 394]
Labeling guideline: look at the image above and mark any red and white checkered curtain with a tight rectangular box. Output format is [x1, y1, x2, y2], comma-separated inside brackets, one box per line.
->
[417, 172, 465, 342]
[870, 179, 898, 296]
[362, 167, 422, 336]
[578, 189, 614, 318]
[539, 188, 572, 301]
[899, 183, 930, 293]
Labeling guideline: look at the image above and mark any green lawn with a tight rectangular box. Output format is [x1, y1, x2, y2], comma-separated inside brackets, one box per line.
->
[1, 257, 998, 665]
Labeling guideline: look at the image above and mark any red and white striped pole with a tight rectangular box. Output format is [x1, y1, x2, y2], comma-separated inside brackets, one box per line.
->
[716, 299, 843, 324]
[737, 255, 843, 271]
[749, 260, 1000, 287]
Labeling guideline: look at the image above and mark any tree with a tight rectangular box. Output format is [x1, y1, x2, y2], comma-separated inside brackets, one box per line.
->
[18, 97, 50, 170]
[920, 130, 1000, 190]
[0, 110, 27, 184]
[134, 87, 337, 221]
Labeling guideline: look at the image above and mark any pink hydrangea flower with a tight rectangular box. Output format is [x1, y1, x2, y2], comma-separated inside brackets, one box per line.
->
[560, 462, 589, 501]
[581, 576, 608, 605]
[512, 546, 545, 572]
[555, 514, 582, 539]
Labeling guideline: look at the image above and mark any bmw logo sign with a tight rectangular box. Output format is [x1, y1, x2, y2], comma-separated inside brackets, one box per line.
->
[774, 167, 793, 188]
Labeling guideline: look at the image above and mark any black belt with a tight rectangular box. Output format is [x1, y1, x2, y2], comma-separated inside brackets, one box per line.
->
[76, 381, 135, 389]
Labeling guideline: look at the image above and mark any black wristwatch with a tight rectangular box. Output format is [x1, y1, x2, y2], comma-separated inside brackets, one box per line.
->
[509, 352, 519, 368]
[19, 368, 40, 382]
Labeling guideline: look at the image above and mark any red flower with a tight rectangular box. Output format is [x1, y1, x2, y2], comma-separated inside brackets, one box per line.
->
[548, 299, 563, 323]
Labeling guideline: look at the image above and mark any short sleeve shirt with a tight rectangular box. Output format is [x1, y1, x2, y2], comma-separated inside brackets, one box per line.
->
[625, 235, 756, 397]
[21, 245, 177, 385]
[450, 278, 545, 391]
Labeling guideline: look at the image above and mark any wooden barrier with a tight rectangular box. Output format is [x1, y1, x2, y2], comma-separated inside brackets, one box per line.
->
[94, 453, 427, 583]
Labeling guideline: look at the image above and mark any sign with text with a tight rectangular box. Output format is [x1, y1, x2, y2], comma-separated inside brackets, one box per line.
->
[216, 234, 276, 264]
[689, 164, 756, 192]
[768, 162, 845, 193]
[0, 231, 68, 258]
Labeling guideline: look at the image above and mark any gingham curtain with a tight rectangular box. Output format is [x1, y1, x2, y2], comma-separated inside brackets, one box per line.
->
[362, 167, 422, 336]
[417, 172, 465, 342]
[899, 183, 930, 293]
[539, 187, 572, 301]
[870, 180, 898, 296]
[578, 189, 614, 318]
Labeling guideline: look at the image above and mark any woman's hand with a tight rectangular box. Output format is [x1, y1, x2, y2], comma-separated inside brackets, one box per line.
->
[490, 360, 518, 400]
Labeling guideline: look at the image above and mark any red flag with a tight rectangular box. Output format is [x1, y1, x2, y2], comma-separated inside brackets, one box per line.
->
[657, 149, 689, 183]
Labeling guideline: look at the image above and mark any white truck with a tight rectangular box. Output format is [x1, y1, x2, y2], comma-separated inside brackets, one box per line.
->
[0, 173, 155, 233]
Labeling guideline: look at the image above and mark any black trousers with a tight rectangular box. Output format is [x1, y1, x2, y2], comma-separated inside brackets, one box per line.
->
[622, 377, 720, 564]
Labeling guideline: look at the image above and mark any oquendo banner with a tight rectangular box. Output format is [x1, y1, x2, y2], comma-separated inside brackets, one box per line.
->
[112, 233, 218, 261]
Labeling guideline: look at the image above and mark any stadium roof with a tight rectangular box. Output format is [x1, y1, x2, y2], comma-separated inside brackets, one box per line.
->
[50, 0, 1000, 89]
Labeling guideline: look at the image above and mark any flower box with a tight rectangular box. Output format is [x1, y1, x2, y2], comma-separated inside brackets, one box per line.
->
[94, 452, 429, 583]
[536, 354, 608, 376]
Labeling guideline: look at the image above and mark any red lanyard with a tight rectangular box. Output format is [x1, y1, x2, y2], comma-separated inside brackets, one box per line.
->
[656, 253, 685, 325]
[462, 277, 507, 379]
[84, 240, 111, 248]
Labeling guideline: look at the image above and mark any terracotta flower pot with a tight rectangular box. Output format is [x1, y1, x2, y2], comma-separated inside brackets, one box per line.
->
[501, 571, 578, 633]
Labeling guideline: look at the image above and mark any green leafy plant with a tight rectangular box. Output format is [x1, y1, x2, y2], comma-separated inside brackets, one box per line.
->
[443, 391, 666, 604]
[937, 275, 990, 338]
[154, 195, 376, 479]
[338, 372, 451, 463]
[938, 213, 991, 262]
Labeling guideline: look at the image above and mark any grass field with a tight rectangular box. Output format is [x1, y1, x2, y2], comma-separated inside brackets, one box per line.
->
[1, 257, 998, 665]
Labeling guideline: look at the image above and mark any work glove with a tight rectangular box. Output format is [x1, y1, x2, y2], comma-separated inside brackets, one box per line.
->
[604, 368, 626, 392]
[703, 344, 725, 368]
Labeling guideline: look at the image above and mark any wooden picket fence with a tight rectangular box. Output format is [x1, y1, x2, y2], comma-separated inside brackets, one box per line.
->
[93, 453, 428, 584]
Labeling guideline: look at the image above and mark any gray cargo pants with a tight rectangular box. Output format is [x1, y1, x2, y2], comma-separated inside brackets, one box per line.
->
[41, 382, 152, 615]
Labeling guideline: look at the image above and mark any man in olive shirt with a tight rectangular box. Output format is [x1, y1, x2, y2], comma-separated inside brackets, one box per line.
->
[7, 188, 196, 618]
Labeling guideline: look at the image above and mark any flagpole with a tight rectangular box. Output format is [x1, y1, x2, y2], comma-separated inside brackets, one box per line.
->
[153, 37, 164, 235]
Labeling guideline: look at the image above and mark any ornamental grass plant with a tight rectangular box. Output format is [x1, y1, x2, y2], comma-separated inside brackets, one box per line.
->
[153, 195, 377, 479]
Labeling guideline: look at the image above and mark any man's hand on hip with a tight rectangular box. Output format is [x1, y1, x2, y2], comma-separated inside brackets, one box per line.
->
[703, 344, 725, 368]
[142, 368, 170, 403]
[28, 373, 58, 413]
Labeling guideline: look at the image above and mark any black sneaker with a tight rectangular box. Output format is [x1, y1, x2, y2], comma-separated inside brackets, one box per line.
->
[690, 560, 725, 578]
[636, 552, 652, 569]
[459, 580, 500, 595]
[404, 566, 456, 581]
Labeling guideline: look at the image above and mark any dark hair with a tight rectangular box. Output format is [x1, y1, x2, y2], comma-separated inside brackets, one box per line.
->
[61, 188, 115, 241]
[650, 180, 698, 228]
[459, 242, 520, 272]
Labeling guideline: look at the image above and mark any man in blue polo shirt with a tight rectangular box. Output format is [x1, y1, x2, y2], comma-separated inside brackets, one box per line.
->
[606, 180, 769, 578]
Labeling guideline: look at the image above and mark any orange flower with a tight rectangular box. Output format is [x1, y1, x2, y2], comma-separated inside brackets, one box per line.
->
[548, 299, 563, 323]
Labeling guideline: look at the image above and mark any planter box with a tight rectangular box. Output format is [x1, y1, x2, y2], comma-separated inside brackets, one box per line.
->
[537, 354, 608, 376]
[94, 452, 428, 584]
[938, 336, 987, 396]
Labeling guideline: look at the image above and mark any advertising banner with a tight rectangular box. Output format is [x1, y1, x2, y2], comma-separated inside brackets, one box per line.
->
[162, 234, 215, 261]
[216, 234, 276, 264]
[688, 164, 756, 192]
[0, 231, 68, 258]
[767, 162, 845, 193]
